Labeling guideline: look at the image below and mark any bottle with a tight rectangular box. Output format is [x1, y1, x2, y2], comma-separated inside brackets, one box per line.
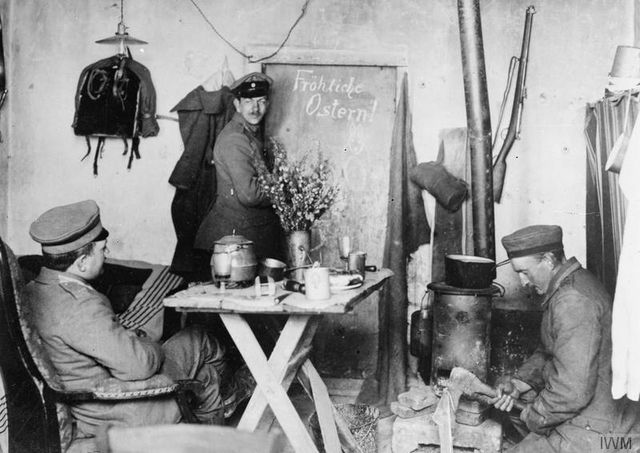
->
[410, 289, 433, 382]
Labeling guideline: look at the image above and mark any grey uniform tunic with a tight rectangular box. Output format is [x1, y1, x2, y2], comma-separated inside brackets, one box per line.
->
[510, 258, 640, 452]
[194, 112, 283, 260]
[24, 267, 225, 435]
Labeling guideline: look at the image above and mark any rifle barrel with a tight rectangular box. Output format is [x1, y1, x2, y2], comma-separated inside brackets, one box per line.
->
[494, 5, 535, 164]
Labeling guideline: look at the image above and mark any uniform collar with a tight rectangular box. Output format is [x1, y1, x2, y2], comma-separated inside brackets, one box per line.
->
[232, 111, 261, 136]
[35, 266, 92, 288]
[542, 257, 582, 306]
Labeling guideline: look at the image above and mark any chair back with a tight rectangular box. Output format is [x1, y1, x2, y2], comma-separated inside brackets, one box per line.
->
[0, 238, 65, 452]
[104, 424, 286, 453]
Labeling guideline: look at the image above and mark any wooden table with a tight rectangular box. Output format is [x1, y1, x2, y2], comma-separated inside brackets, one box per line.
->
[164, 269, 392, 453]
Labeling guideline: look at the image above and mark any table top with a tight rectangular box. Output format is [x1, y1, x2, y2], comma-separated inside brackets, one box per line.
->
[164, 269, 393, 315]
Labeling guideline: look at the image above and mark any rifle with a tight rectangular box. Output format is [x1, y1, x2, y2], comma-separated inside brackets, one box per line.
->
[492, 5, 535, 203]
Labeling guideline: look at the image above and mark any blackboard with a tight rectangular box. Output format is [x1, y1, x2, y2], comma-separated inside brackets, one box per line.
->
[264, 64, 397, 269]
[264, 63, 398, 378]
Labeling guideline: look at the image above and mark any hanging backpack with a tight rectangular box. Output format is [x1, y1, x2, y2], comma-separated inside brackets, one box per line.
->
[72, 51, 159, 175]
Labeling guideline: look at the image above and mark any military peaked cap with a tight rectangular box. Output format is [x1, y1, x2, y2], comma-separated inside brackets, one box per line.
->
[30, 200, 109, 254]
[229, 72, 272, 98]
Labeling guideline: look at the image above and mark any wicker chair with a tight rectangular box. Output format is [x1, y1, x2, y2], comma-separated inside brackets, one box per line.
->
[0, 238, 202, 453]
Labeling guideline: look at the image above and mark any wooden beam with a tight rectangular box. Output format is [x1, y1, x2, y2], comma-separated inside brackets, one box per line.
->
[245, 46, 408, 67]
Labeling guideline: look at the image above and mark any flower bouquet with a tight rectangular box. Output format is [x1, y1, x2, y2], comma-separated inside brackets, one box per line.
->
[257, 138, 339, 234]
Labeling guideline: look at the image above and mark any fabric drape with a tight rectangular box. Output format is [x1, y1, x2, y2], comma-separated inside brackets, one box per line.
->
[584, 92, 636, 294]
[611, 101, 640, 401]
[585, 90, 640, 400]
[358, 73, 430, 411]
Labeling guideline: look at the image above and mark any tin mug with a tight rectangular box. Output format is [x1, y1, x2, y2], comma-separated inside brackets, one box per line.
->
[304, 267, 331, 300]
[348, 251, 367, 278]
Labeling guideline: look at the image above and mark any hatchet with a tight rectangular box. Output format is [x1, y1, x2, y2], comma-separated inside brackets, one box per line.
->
[447, 366, 525, 411]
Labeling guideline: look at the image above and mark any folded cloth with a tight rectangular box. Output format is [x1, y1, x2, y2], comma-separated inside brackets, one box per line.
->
[409, 161, 468, 212]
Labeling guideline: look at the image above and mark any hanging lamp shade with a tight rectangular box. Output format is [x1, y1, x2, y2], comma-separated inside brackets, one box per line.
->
[96, 21, 148, 45]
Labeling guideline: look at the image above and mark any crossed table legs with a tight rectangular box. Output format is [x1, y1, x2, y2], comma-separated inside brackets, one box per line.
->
[218, 313, 347, 453]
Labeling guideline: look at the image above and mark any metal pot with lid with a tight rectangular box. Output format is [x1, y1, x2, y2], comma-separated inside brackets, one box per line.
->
[211, 234, 258, 283]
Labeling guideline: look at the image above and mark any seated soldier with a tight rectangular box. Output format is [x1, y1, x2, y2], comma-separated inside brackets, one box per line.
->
[23, 199, 228, 437]
[491, 225, 640, 452]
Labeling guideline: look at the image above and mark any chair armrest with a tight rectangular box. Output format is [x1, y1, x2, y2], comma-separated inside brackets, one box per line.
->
[49, 374, 198, 402]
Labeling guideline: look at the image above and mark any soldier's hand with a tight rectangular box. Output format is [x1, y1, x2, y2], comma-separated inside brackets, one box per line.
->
[490, 376, 521, 412]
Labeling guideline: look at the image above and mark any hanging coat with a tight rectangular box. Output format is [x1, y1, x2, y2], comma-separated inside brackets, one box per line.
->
[168, 86, 236, 279]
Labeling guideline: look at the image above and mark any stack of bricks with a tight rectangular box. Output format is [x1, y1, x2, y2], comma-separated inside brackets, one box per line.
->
[391, 385, 503, 452]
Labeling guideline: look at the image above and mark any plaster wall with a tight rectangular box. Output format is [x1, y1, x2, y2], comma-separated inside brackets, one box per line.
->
[0, 0, 633, 272]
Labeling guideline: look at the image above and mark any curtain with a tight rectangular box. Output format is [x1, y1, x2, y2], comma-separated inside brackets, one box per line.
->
[358, 73, 431, 412]
[585, 90, 640, 400]
[584, 91, 636, 295]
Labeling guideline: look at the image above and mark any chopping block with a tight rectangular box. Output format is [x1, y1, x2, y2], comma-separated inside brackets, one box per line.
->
[392, 412, 502, 453]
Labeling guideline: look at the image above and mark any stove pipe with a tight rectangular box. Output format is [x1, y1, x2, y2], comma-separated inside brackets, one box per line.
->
[457, 0, 495, 261]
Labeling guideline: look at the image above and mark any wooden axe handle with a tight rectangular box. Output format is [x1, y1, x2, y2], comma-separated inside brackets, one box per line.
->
[450, 367, 526, 412]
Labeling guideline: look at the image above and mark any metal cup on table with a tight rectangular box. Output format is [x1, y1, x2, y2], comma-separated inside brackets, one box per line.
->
[304, 266, 331, 300]
[348, 251, 367, 278]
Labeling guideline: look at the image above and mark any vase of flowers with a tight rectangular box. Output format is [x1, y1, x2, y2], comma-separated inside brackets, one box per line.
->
[258, 138, 339, 281]
[285, 230, 311, 282]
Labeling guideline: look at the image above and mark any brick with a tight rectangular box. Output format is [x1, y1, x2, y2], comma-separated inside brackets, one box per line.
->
[390, 401, 435, 419]
[397, 386, 438, 411]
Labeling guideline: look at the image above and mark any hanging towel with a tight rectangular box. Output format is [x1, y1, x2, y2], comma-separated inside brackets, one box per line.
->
[611, 110, 640, 401]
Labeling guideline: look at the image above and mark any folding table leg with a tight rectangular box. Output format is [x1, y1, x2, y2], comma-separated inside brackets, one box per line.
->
[219, 313, 319, 453]
[301, 361, 342, 453]
[238, 315, 320, 431]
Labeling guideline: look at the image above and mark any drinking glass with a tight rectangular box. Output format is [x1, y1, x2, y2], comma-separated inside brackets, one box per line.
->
[213, 251, 232, 291]
[337, 235, 352, 272]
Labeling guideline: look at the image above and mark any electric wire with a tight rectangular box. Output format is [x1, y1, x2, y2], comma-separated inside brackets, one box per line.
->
[188, 0, 311, 63]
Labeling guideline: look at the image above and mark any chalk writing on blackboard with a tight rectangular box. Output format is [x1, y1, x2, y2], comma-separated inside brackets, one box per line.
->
[292, 69, 378, 123]
[265, 63, 397, 267]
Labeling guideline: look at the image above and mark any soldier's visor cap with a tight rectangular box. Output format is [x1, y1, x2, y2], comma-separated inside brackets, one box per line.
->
[501, 225, 563, 259]
[30, 199, 109, 254]
[230, 72, 272, 98]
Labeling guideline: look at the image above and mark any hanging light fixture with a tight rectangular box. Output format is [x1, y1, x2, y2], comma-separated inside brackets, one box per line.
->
[95, 0, 148, 54]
